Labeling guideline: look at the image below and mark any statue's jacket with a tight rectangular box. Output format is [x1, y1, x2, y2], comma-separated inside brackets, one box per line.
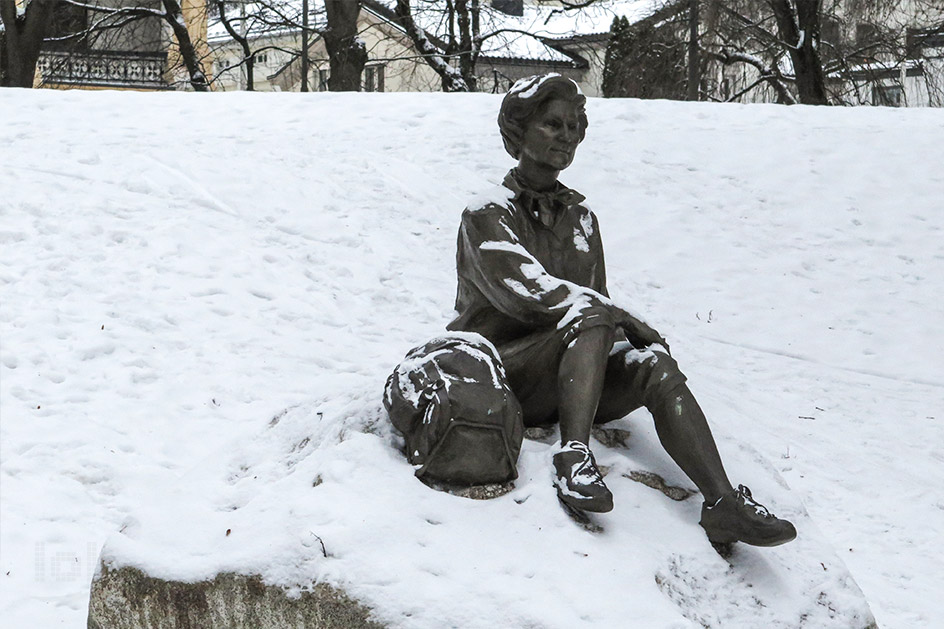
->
[447, 169, 620, 350]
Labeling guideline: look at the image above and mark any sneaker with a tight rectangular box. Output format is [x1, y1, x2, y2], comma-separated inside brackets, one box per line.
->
[553, 441, 613, 513]
[699, 485, 797, 547]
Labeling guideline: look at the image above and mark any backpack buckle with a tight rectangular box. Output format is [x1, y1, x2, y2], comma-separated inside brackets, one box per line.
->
[421, 378, 446, 400]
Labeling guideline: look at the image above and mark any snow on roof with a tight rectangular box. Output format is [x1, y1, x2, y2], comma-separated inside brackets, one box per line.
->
[826, 57, 923, 79]
[502, 0, 660, 38]
[207, 2, 328, 44]
[208, 0, 660, 63]
[387, 0, 660, 62]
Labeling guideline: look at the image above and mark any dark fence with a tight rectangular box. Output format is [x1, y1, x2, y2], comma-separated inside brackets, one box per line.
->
[38, 50, 169, 89]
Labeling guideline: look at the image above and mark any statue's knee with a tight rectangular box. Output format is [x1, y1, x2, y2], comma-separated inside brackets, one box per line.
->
[651, 349, 681, 377]
[612, 343, 686, 404]
[561, 312, 617, 350]
[645, 352, 687, 405]
[614, 342, 671, 367]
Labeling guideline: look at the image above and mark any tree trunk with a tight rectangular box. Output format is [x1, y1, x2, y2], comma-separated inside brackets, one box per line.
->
[687, 0, 699, 100]
[0, 0, 58, 88]
[162, 0, 209, 91]
[215, 0, 253, 90]
[769, 0, 829, 104]
[324, 0, 367, 91]
[470, 0, 481, 69]
[0, 23, 7, 86]
[394, 0, 469, 92]
[455, 0, 478, 91]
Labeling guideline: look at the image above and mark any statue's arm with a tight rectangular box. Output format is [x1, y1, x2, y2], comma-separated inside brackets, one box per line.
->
[460, 206, 663, 348]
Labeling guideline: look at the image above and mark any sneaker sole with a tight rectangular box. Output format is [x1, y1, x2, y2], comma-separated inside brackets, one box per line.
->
[558, 493, 613, 513]
[703, 527, 797, 547]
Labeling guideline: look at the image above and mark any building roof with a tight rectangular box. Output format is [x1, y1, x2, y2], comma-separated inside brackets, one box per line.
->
[380, 0, 658, 62]
[207, 2, 328, 43]
[208, 0, 660, 64]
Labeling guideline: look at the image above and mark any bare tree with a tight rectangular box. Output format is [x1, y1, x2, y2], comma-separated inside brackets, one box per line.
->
[213, 0, 257, 89]
[768, 0, 828, 104]
[210, 1, 324, 91]
[323, 0, 367, 90]
[209, 1, 316, 91]
[0, 0, 59, 87]
[160, 0, 209, 89]
[388, 0, 608, 93]
[603, 0, 922, 105]
[209, 1, 373, 92]
[208, 1, 641, 94]
[3, 0, 212, 91]
[393, 0, 470, 91]
[819, 0, 944, 106]
[691, 0, 824, 104]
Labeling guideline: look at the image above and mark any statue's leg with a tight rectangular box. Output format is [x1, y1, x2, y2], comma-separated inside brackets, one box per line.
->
[557, 324, 613, 445]
[500, 318, 617, 512]
[597, 344, 732, 503]
[650, 385, 734, 504]
[499, 318, 614, 429]
[598, 344, 796, 546]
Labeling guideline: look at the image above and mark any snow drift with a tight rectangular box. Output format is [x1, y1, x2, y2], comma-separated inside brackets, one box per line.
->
[1, 89, 942, 628]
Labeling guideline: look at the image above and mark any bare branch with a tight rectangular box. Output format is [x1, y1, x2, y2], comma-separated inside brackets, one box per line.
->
[393, 0, 469, 91]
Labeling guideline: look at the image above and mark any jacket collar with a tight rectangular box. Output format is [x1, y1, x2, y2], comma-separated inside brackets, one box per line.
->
[503, 169, 585, 208]
[502, 169, 586, 227]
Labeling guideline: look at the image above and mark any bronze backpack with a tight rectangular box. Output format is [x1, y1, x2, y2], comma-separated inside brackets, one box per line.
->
[384, 333, 524, 485]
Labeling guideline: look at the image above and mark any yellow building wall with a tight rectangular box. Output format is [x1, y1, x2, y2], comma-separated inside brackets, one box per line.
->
[166, 0, 213, 88]
[35, 1, 210, 91]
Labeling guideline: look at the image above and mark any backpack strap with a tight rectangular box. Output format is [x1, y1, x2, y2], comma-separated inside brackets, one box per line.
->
[404, 361, 450, 466]
[420, 361, 451, 423]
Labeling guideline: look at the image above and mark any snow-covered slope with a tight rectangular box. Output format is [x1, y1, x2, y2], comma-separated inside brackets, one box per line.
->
[1, 89, 941, 628]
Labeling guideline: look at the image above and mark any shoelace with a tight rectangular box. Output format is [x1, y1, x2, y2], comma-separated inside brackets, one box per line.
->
[561, 440, 591, 455]
[560, 441, 603, 483]
[735, 485, 773, 518]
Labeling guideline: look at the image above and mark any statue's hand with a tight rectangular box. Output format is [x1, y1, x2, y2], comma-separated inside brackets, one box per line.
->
[617, 310, 670, 354]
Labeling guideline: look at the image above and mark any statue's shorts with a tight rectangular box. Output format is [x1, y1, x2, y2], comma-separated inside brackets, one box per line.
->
[497, 317, 687, 427]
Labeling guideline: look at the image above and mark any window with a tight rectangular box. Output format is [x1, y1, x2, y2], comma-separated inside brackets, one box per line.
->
[254, 53, 268, 65]
[821, 17, 841, 48]
[318, 69, 330, 91]
[214, 59, 233, 75]
[364, 65, 385, 92]
[907, 28, 944, 58]
[492, 0, 524, 16]
[855, 22, 880, 48]
[873, 84, 903, 107]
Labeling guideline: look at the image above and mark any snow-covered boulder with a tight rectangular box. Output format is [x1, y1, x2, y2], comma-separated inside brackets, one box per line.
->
[88, 566, 381, 629]
[87, 388, 876, 628]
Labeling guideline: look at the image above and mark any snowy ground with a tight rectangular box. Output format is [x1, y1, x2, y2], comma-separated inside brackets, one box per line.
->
[1, 89, 942, 627]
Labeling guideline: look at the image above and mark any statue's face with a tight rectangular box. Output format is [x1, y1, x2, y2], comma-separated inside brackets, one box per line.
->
[519, 98, 581, 172]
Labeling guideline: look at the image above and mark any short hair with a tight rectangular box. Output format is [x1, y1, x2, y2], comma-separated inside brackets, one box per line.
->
[498, 73, 588, 160]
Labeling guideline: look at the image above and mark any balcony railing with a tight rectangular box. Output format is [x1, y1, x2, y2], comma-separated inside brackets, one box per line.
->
[37, 50, 169, 90]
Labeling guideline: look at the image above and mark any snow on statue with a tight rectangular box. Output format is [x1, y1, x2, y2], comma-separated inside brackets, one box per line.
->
[388, 73, 796, 550]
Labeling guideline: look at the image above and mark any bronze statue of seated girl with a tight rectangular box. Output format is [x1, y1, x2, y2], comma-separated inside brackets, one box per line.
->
[447, 73, 795, 547]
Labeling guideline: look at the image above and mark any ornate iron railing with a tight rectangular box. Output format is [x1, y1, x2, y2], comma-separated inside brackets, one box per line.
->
[37, 50, 168, 89]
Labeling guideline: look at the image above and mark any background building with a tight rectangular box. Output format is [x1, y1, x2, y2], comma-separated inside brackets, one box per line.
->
[29, 0, 209, 90]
